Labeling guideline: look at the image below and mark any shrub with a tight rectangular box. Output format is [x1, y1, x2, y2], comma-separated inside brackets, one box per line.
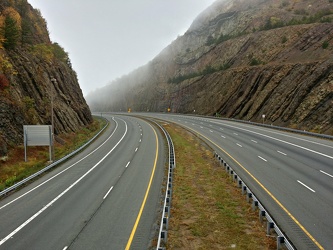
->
[322, 41, 329, 49]
[294, 9, 309, 16]
[0, 74, 10, 91]
[249, 57, 262, 66]
[51, 42, 69, 63]
[31, 44, 53, 61]
[280, 1, 289, 8]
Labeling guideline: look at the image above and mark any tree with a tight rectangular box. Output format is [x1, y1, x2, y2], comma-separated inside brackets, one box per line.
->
[2, 15, 20, 49]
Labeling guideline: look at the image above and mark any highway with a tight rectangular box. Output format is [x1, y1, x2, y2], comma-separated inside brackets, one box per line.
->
[137, 113, 333, 250]
[0, 115, 165, 250]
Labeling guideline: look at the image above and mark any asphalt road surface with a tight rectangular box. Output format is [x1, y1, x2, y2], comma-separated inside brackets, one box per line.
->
[137, 113, 333, 250]
[0, 115, 165, 250]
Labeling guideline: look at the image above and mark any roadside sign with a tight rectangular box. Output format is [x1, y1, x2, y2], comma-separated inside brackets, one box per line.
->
[23, 125, 53, 162]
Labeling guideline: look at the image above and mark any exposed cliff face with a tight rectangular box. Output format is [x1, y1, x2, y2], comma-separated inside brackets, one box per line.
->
[0, 0, 92, 156]
[87, 0, 333, 134]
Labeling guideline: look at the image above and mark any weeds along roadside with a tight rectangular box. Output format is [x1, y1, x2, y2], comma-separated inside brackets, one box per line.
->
[0, 117, 107, 192]
[164, 123, 276, 249]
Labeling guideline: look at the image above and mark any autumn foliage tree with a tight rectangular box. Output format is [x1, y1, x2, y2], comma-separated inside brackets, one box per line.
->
[0, 74, 10, 91]
[0, 7, 22, 49]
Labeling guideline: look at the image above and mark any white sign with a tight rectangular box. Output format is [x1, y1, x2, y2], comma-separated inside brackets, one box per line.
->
[23, 125, 53, 161]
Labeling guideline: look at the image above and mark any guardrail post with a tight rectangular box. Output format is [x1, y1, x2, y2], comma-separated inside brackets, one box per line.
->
[242, 185, 247, 195]
[277, 236, 285, 250]
[165, 205, 170, 218]
[161, 230, 167, 241]
[163, 217, 169, 230]
[246, 192, 252, 203]
[238, 180, 242, 188]
[252, 200, 258, 211]
[267, 222, 274, 235]
[167, 189, 172, 198]
[259, 210, 266, 222]
[166, 196, 171, 206]
[233, 174, 237, 182]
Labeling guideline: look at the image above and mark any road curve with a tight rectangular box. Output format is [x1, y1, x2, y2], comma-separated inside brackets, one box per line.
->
[136, 113, 333, 250]
[0, 115, 165, 250]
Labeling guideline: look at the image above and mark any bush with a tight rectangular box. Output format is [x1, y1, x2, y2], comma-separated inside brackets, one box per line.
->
[249, 57, 263, 66]
[322, 41, 329, 49]
[0, 74, 10, 90]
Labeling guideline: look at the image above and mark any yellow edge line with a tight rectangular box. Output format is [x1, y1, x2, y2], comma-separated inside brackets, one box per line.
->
[183, 124, 324, 250]
[125, 123, 159, 250]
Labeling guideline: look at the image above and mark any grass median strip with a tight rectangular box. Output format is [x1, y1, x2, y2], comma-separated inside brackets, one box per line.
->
[165, 123, 275, 249]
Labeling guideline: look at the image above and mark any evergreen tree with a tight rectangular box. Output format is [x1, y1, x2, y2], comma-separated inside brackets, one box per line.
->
[2, 16, 20, 49]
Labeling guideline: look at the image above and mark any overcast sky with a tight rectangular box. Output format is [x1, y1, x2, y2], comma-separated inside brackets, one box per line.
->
[27, 0, 216, 96]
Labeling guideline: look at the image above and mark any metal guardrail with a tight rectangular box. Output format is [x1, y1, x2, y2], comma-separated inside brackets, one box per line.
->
[0, 117, 109, 197]
[150, 120, 175, 250]
[214, 152, 295, 250]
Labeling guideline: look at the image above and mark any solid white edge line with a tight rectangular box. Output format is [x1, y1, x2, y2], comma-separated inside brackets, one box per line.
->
[0, 117, 120, 211]
[320, 170, 333, 178]
[297, 180, 316, 193]
[103, 186, 114, 200]
[258, 156, 267, 162]
[0, 119, 128, 246]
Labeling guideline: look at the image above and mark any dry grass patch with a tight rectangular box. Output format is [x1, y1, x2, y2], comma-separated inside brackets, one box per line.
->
[166, 124, 275, 249]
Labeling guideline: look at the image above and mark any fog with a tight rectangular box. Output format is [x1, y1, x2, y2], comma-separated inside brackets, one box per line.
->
[27, 0, 217, 96]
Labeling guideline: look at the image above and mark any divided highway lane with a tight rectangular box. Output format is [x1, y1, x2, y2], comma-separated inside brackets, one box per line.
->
[0, 115, 165, 250]
[139, 113, 333, 250]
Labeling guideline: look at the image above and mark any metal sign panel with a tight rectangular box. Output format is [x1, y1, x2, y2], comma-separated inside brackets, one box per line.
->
[24, 125, 52, 146]
[23, 125, 53, 162]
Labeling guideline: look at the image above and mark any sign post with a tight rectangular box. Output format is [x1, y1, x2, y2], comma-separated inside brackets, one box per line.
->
[23, 125, 53, 162]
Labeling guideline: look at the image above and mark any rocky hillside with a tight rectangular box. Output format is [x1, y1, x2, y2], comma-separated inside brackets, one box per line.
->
[0, 0, 92, 156]
[87, 0, 333, 134]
